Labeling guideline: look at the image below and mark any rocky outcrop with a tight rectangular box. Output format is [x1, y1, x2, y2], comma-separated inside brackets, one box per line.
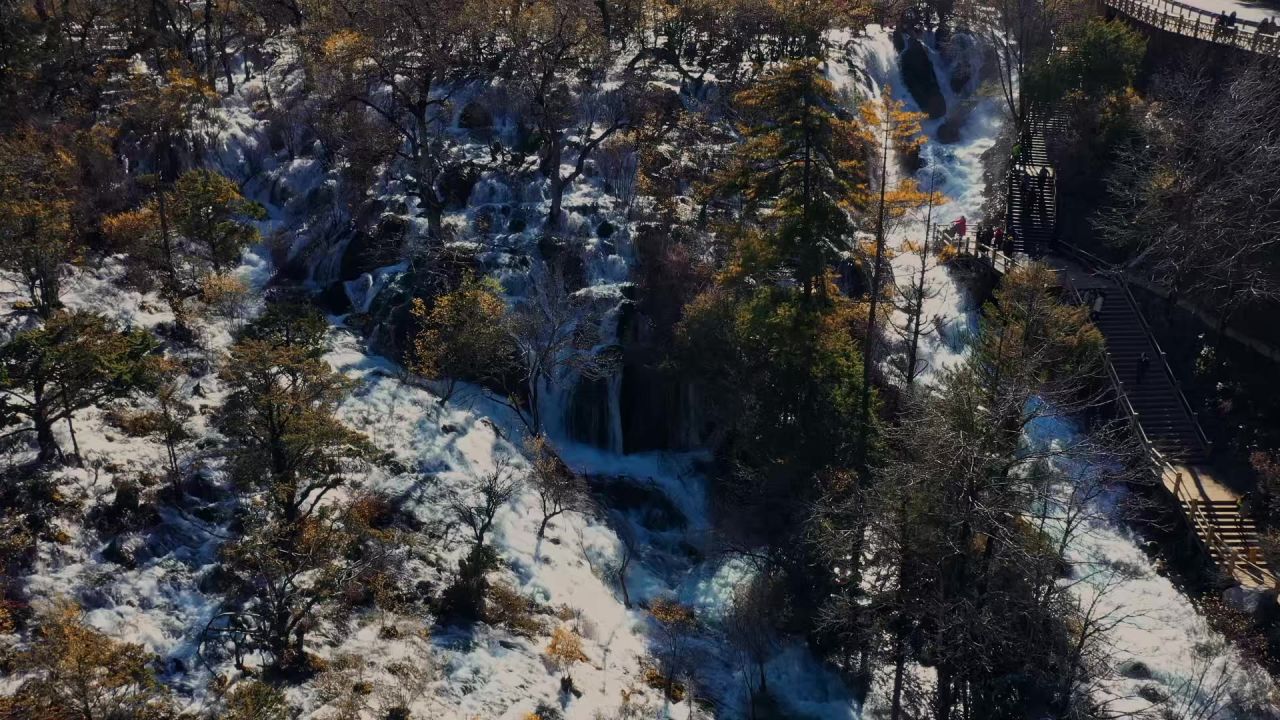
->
[458, 101, 494, 130]
[901, 37, 947, 119]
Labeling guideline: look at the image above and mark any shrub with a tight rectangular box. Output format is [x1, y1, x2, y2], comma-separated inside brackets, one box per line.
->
[11, 601, 178, 719]
[219, 679, 291, 720]
[485, 582, 546, 637]
[200, 272, 250, 319]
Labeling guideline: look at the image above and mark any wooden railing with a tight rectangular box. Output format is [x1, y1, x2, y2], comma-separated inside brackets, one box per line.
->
[933, 224, 1020, 274]
[1054, 240, 1213, 457]
[1173, 468, 1272, 585]
[1060, 271, 1272, 586]
[1104, 0, 1280, 57]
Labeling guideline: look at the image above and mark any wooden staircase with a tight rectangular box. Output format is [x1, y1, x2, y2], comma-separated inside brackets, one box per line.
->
[1089, 285, 1208, 465]
[1006, 109, 1067, 258]
[1015, 102, 1275, 588]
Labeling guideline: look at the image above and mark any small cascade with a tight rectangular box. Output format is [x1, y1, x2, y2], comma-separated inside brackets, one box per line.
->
[838, 25, 1000, 381]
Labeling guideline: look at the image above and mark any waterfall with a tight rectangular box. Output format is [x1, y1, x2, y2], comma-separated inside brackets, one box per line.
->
[834, 25, 1001, 382]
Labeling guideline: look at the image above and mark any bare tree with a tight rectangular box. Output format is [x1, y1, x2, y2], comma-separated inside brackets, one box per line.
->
[448, 461, 522, 552]
[889, 169, 949, 389]
[725, 573, 781, 716]
[1096, 63, 1280, 344]
[525, 434, 590, 538]
[505, 260, 620, 433]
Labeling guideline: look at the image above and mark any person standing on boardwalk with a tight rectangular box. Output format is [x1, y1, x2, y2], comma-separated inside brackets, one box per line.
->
[1137, 351, 1151, 385]
[1037, 166, 1051, 221]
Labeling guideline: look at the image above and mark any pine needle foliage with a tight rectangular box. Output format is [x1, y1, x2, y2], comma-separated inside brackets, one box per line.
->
[721, 59, 868, 300]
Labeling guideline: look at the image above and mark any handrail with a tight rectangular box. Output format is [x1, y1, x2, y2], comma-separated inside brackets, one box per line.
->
[1112, 277, 1214, 455]
[1054, 238, 1213, 457]
[1103, 0, 1280, 57]
[1063, 271, 1270, 585]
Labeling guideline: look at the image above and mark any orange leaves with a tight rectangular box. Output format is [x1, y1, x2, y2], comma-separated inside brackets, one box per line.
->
[408, 274, 513, 386]
[649, 597, 697, 629]
[101, 206, 158, 249]
[321, 29, 372, 62]
[858, 86, 927, 154]
[546, 625, 589, 670]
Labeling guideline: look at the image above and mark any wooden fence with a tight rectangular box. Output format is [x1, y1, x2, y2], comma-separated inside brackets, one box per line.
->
[1105, 0, 1280, 56]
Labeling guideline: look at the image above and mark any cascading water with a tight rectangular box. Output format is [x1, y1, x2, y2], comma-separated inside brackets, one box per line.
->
[836, 25, 1277, 719]
[835, 24, 998, 379]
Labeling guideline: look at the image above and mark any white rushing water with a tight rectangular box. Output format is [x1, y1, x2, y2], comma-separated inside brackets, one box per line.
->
[836, 25, 1277, 719]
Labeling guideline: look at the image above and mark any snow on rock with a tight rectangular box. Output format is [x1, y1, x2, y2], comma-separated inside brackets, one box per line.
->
[1027, 413, 1278, 719]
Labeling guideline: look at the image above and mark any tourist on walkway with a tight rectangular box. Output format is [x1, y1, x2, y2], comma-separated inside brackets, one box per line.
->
[952, 215, 967, 240]
[1037, 166, 1051, 220]
[1137, 351, 1151, 385]
[1091, 291, 1104, 318]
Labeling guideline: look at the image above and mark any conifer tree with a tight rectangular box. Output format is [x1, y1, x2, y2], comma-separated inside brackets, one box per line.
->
[409, 274, 516, 406]
[0, 128, 80, 319]
[110, 65, 217, 300]
[0, 311, 158, 463]
[721, 59, 867, 300]
[105, 168, 263, 297]
[169, 168, 266, 274]
[216, 313, 373, 524]
[855, 88, 928, 460]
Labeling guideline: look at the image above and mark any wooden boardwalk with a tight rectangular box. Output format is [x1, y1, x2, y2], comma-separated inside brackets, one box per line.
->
[1054, 259, 1273, 588]
[1104, 0, 1280, 57]
[943, 106, 1276, 589]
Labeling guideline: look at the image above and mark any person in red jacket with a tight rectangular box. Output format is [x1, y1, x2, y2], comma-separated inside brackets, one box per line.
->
[952, 215, 967, 240]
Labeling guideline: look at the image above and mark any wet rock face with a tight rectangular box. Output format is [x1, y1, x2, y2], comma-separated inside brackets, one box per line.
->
[937, 101, 975, 145]
[567, 376, 614, 449]
[439, 163, 482, 209]
[458, 101, 493, 130]
[586, 476, 686, 531]
[901, 37, 947, 119]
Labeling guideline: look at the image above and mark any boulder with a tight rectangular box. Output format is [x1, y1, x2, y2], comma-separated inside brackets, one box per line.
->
[937, 118, 963, 144]
[1137, 684, 1169, 704]
[937, 101, 974, 144]
[439, 163, 481, 209]
[102, 533, 149, 569]
[1118, 660, 1153, 680]
[1223, 585, 1276, 622]
[900, 38, 947, 119]
[199, 565, 236, 593]
[458, 101, 493, 130]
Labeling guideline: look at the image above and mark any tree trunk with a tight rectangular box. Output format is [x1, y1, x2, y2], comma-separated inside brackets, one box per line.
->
[537, 510, 557, 539]
[546, 142, 569, 232]
[35, 415, 59, 464]
[890, 633, 906, 720]
[859, 117, 893, 461]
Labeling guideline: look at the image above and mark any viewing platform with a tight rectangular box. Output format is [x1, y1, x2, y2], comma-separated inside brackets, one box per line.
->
[944, 104, 1277, 590]
[1102, 0, 1280, 56]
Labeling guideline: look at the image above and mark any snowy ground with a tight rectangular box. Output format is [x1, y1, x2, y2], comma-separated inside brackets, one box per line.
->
[5, 21, 1276, 720]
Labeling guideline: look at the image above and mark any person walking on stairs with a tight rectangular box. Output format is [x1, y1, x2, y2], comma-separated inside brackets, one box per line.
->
[1036, 166, 1051, 222]
[1137, 351, 1151, 385]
